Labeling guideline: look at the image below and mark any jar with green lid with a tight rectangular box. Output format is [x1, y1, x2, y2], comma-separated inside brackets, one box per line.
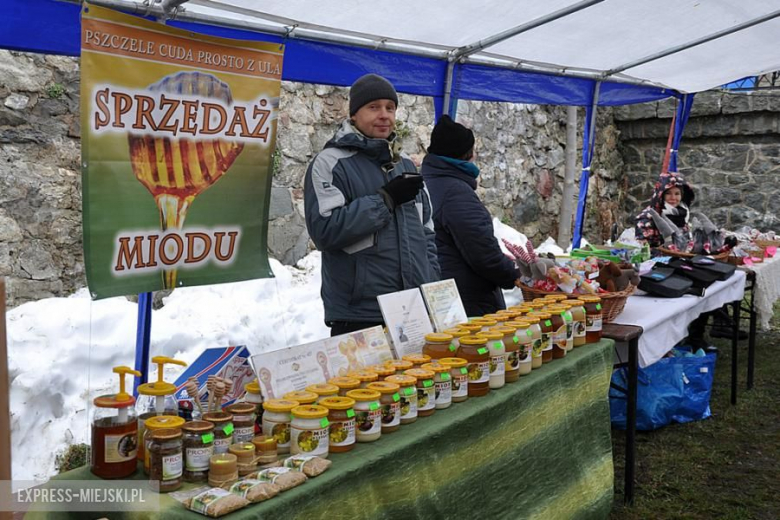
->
[566, 299, 587, 347]
[439, 357, 468, 402]
[290, 405, 331, 458]
[422, 333, 455, 360]
[328, 376, 362, 396]
[385, 375, 418, 424]
[493, 326, 520, 383]
[421, 363, 452, 410]
[305, 383, 340, 403]
[476, 330, 506, 389]
[260, 399, 299, 454]
[366, 381, 402, 433]
[181, 420, 214, 483]
[345, 389, 382, 442]
[456, 336, 490, 397]
[148, 428, 183, 493]
[403, 368, 436, 416]
[223, 402, 256, 444]
[319, 396, 356, 453]
[528, 312, 553, 364]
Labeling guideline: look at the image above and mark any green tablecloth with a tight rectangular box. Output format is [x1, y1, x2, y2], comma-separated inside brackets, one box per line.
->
[26, 339, 615, 520]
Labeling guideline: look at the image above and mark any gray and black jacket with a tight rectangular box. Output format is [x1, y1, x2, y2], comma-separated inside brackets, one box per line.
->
[304, 121, 440, 323]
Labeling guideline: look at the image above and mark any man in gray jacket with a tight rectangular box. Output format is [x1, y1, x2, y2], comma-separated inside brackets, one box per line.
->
[304, 74, 440, 336]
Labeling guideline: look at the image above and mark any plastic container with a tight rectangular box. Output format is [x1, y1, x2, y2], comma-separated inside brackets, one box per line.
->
[328, 376, 362, 396]
[439, 357, 468, 402]
[366, 381, 401, 433]
[345, 389, 382, 442]
[136, 356, 187, 462]
[385, 375, 418, 424]
[422, 333, 455, 360]
[581, 295, 603, 343]
[148, 428, 183, 493]
[91, 366, 141, 479]
[528, 312, 553, 364]
[319, 396, 356, 453]
[421, 363, 452, 409]
[290, 405, 330, 458]
[477, 330, 506, 389]
[305, 383, 341, 403]
[347, 369, 380, 388]
[546, 305, 568, 360]
[402, 354, 432, 368]
[493, 326, 520, 383]
[456, 336, 490, 397]
[181, 420, 214, 483]
[242, 379, 264, 436]
[511, 321, 533, 375]
[223, 402, 256, 444]
[260, 399, 299, 454]
[566, 299, 587, 347]
[403, 368, 436, 417]
[383, 359, 414, 375]
[143, 415, 186, 475]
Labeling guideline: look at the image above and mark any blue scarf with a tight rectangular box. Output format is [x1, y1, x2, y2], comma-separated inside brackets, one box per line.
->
[437, 155, 480, 178]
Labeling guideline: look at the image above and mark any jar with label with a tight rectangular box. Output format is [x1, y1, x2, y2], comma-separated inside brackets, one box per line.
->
[456, 336, 490, 397]
[482, 314, 509, 326]
[385, 375, 418, 424]
[318, 396, 356, 453]
[223, 402, 256, 444]
[497, 310, 522, 320]
[143, 415, 185, 475]
[383, 359, 414, 375]
[345, 389, 382, 443]
[328, 376, 362, 396]
[546, 305, 568, 359]
[493, 326, 520, 383]
[470, 318, 497, 331]
[442, 328, 469, 350]
[229, 442, 257, 476]
[458, 323, 484, 335]
[148, 428, 183, 493]
[260, 400, 298, 454]
[290, 405, 330, 458]
[367, 364, 395, 380]
[202, 411, 234, 456]
[566, 299, 587, 347]
[366, 381, 401, 433]
[403, 368, 436, 416]
[519, 316, 544, 369]
[559, 302, 575, 351]
[181, 420, 214, 483]
[511, 321, 533, 375]
[135, 357, 186, 463]
[439, 357, 468, 402]
[546, 294, 568, 303]
[528, 301, 546, 312]
[581, 296, 603, 343]
[402, 354, 431, 368]
[305, 383, 340, 403]
[476, 330, 506, 389]
[420, 363, 452, 410]
[422, 333, 455, 360]
[528, 312, 553, 364]
[242, 379, 264, 436]
[252, 435, 278, 465]
[283, 391, 318, 406]
[347, 369, 379, 388]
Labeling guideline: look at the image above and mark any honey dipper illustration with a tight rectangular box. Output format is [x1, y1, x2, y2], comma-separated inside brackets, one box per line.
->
[128, 71, 244, 288]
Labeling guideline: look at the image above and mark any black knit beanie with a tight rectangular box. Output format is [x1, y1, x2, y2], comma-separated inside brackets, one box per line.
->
[427, 115, 475, 159]
[349, 74, 399, 116]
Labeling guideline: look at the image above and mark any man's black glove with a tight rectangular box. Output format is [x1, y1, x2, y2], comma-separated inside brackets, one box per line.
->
[378, 174, 424, 211]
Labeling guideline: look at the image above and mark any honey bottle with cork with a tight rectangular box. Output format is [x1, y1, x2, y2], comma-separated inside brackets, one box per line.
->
[136, 356, 188, 462]
[91, 366, 142, 479]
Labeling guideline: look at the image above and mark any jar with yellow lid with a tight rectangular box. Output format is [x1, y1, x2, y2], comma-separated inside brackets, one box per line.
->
[319, 396, 356, 453]
[470, 318, 497, 331]
[283, 391, 319, 406]
[581, 296, 603, 343]
[493, 325, 520, 383]
[347, 369, 379, 388]
[442, 328, 470, 349]
[403, 368, 436, 417]
[476, 330, 506, 389]
[368, 364, 396, 379]
[422, 333, 455, 360]
[402, 354, 432, 368]
[328, 376, 362, 396]
[181, 420, 214, 483]
[545, 294, 568, 302]
[557, 302, 575, 351]
[496, 310, 521, 320]
[566, 299, 587, 347]
[143, 415, 185, 475]
[223, 402, 256, 444]
[366, 381, 402, 433]
[421, 363, 452, 409]
[528, 312, 553, 364]
[456, 336, 490, 397]
[241, 379, 263, 436]
[201, 412, 233, 456]
[517, 316, 543, 369]
[305, 383, 340, 403]
[510, 321, 533, 375]
[458, 323, 484, 335]
[261, 399, 299, 454]
[384, 359, 414, 375]
[345, 389, 382, 442]
[482, 314, 508, 324]
[439, 358, 468, 402]
[528, 301, 546, 311]
[290, 405, 330, 458]
[385, 375, 418, 424]
[545, 305, 568, 359]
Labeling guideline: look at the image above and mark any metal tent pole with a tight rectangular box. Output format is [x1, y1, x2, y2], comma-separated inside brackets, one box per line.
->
[572, 81, 601, 248]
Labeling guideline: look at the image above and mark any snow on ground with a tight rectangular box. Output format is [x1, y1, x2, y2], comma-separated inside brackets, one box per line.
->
[8, 224, 568, 482]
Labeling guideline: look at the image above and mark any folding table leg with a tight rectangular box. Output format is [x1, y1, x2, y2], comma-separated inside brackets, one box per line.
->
[730, 301, 739, 405]
[747, 274, 756, 390]
[624, 337, 638, 505]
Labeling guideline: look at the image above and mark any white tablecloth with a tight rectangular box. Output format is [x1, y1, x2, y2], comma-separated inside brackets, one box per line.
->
[612, 270, 747, 368]
[740, 255, 780, 330]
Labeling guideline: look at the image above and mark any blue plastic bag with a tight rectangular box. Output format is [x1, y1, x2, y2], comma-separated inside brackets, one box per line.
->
[610, 348, 716, 430]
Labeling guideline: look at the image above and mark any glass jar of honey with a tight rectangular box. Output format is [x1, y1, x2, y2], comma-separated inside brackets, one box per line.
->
[566, 299, 587, 347]
[528, 312, 553, 364]
[439, 357, 468, 402]
[456, 336, 490, 397]
[493, 326, 520, 383]
[422, 333, 455, 360]
[581, 295, 603, 343]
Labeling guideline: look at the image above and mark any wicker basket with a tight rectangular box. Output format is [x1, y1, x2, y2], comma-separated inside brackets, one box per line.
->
[518, 283, 636, 323]
[754, 239, 780, 248]
[655, 247, 730, 261]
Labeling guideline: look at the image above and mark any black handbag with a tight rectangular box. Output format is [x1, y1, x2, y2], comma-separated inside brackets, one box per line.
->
[638, 267, 695, 298]
[667, 258, 721, 290]
[690, 256, 737, 281]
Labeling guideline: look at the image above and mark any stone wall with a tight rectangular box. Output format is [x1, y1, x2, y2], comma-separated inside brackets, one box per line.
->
[616, 91, 780, 232]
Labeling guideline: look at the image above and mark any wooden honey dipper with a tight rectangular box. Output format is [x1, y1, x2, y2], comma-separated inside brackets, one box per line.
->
[184, 377, 203, 414]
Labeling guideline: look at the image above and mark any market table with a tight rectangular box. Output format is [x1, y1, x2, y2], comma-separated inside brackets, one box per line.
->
[739, 254, 780, 389]
[25, 340, 615, 520]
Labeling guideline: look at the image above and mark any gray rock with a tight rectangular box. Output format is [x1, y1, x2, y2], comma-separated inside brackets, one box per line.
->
[689, 92, 723, 117]
[5, 278, 64, 307]
[722, 94, 751, 114]
[513, 195, 540, 225]
[699, 186, 742, 208]
[17, 241, 57, 280]
[0, 107, 28, 126]
[4, 93, 29, 110]
[744, 191, 766, 212]
[0, 213, 23, 242]
[268, 213, 309, 265]
[0, 51, 53, 92]
[269, 187, 293, 219]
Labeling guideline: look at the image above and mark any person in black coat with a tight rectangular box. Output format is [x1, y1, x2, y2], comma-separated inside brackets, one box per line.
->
[421, 115, 521, 316]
